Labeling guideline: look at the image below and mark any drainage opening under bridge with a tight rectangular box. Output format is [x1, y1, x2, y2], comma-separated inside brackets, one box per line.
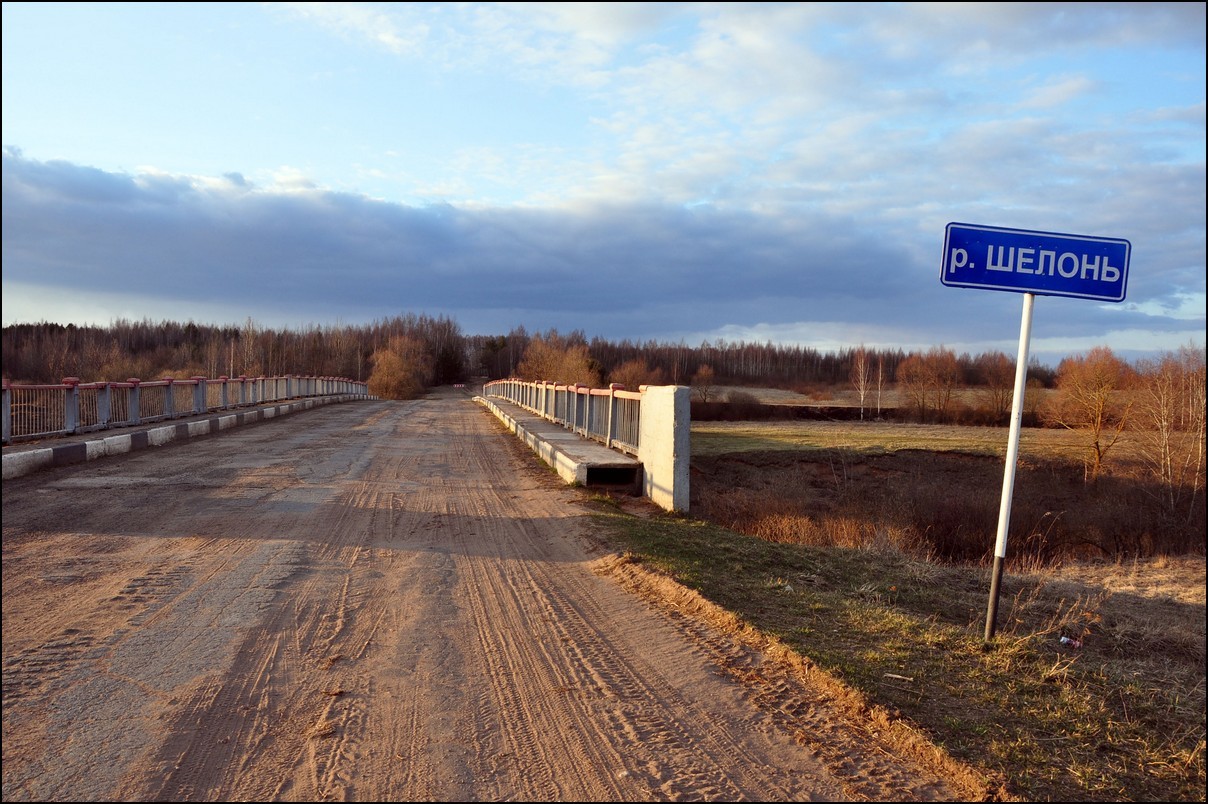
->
[584, 464, 642, 491]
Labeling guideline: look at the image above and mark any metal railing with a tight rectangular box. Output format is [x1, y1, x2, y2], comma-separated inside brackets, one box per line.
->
[3, 374, 370, 445]
[482, 379, 643, 456]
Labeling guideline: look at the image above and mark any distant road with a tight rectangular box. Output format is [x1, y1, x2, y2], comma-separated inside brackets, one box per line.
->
[2, 387, 977, 801]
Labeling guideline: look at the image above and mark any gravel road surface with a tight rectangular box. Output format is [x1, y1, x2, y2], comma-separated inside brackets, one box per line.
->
[2, 388, 984, 801]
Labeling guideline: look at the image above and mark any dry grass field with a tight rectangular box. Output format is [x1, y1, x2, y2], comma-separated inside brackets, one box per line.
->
[691, 418, 1202, 559]
[588, 413, 1205, 802]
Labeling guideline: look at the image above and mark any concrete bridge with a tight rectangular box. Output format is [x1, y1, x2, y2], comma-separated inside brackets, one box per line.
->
[2, 379, 691, 513]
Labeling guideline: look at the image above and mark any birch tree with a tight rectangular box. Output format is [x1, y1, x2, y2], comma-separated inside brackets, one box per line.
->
[850, 346, 870, 420]
[1132, 343, 1206, 521]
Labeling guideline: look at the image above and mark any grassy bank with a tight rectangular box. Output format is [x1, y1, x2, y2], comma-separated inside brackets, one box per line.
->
[579, 418, 1204, 800]
[587, 498, 1205, 801]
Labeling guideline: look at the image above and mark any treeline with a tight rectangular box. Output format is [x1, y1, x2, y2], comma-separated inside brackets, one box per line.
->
[4, 317, 1204, 522]
[3, 316, 1056, 394]
[1, 315, 465, 389]
[475, 327, 1059, 391]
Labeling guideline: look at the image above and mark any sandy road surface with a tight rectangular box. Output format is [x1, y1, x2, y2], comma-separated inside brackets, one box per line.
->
[3, 389, 981, 801]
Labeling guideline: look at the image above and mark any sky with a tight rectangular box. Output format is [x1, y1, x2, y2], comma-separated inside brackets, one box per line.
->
[2, 2, 1204, 368]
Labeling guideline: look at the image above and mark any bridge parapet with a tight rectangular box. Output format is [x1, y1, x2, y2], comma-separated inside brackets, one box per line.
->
[2, 374, 370, 445]
[481, 379, 689, 513]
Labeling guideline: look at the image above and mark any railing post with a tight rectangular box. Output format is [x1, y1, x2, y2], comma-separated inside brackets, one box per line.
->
[2, 379, 11, 445]
[238, 376, 248, 406]
[571, 384, 582, 434]
[607, 384, 624, 448]
[62, 377, 81, 434]
[127, 379, 142, 424]
[219, 376, 230, 409]
[192, 376, 207, 414]
[159, 377, 174, 418]
[98, 382, 112, 429]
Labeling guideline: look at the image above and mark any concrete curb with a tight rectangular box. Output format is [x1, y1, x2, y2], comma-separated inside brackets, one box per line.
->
[475, 396, 643, 490]
[476, 396, 591, 485]
[2, 395, 362, 480]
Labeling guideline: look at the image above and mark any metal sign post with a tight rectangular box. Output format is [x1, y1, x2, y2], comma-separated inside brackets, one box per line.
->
[984, 291, 1033, 640]
[939, 222, 1130, 643]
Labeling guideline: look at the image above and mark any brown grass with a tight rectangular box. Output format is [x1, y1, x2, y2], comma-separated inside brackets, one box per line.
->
[690, 421, 1204, 561]
[580, 417, 1205, 802]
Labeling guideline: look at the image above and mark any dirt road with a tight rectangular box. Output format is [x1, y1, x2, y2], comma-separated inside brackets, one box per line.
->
[2, 389, 982, 801]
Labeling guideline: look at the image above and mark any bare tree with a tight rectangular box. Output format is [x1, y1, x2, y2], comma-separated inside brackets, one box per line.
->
[1132, 343, 1206, 521]
[895, 346, 960, 423]
[896, 353, 929, 421]
[609, 359, 665, 390]
[367, 335, 433, 400]
[976, 351, 1015, 423]
[670, 340, 689, 384]
[1041, 346, 1133, 483]
[516, 330, 602, 387]
[850, 346, 870, 420]
[875, 355, 885, 419]
[691, 364, 717, 402]
[930, 347, 961, 420]
[204, 335, 222, 380]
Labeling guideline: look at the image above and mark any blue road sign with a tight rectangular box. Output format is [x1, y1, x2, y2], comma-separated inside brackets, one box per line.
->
[941, 222, 1130, 302]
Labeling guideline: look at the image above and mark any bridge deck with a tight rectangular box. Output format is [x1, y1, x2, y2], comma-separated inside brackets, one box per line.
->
[2, 393, 643, 493]
[1, 395, 360, 480]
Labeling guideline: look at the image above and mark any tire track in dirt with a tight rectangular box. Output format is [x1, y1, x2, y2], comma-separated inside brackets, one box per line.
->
[395, 400, 850, 801]
[136, 408, 439, 802]
[3, 390, 989, 802]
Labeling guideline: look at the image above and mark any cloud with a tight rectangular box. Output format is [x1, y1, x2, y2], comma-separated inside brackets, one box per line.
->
[1020, 75, 1099, 109]
[278, 2, 429, 55]
[2, 5, 1202, 369]
[3, 149, 1200, 367]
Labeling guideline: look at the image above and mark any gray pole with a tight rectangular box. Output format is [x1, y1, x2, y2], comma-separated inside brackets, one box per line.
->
[985, 292, 1035, 642]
